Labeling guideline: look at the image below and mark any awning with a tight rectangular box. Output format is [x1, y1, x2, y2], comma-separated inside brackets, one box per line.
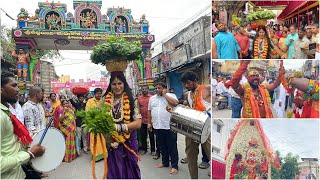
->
[277, 0, 318, 21]
[250, 1, 290, 7]
[212, 159, 226, 179]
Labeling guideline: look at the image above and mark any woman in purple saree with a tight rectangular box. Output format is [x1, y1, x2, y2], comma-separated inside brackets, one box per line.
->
[104, 71, 142, 179]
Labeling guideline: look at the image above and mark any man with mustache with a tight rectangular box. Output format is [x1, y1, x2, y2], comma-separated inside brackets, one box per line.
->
[1, 71, 45, 179]
[225, 61, 284, 118]
[214, 23, 242, 59]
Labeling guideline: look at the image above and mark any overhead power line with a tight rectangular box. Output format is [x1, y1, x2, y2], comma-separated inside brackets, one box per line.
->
[0, 8, 15, 20]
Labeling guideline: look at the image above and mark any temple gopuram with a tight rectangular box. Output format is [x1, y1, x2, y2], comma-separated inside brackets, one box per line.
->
[12, 0, 155, 91]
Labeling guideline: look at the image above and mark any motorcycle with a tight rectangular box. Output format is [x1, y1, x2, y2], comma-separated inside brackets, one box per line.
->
[215, 94, 228, 110]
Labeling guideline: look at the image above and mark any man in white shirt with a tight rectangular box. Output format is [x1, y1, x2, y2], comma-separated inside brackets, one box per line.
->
[22, 86, 45, 136]
[273, 84, 286, 118]
[217, 77, 231, 109]
[8, 100, 24, 123]
[148, 82, 179, 175]
[245, 23, 257, 58]
[212, 77, 218, 99]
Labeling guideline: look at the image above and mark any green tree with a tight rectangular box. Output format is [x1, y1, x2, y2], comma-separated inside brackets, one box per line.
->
[271, 150, 282, 179]
[280, 153, 300, 179]
[1, 25, 16, 64]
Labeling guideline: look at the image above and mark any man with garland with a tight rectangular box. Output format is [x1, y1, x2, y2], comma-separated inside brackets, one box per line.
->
[225, 60, 284, 118]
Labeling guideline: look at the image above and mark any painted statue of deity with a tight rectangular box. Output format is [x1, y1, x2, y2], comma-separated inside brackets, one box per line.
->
[225, 120, 281, 179]
[17, 8, 29, 21]
[144, 52, 152, 78]
[139, 14, 149, 25]
[12, 48, 30, 81]
[80, 10, 97, 28]
[116, 17, 127, 33]
[46, 13, 61, 30]
[29, 49, 40, 82]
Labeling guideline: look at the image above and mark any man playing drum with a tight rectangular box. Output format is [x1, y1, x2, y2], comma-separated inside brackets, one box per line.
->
[180, 71, 211, 179]
[1, 71, 46, 179]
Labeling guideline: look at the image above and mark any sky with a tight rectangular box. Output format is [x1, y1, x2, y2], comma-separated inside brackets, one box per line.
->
[0, 0, 211, 80]
[250, 119, 319, 161]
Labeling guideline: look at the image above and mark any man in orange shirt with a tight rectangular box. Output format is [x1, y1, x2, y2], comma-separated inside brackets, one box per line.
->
[181, 72, 211, 179]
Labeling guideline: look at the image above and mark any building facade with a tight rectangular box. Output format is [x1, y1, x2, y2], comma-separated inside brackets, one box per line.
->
[212, 119, 237, 179]
[298, 158, 319, 179]
[157, 15, 211, 98]
[40, 61, 59, 93]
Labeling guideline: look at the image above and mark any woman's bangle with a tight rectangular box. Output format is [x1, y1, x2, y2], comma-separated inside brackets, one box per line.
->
[27, 150, 35, 159]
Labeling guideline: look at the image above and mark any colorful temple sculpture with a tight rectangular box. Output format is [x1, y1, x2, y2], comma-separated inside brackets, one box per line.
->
[12, 0, 155, 89]
[224, 120, 281, 179]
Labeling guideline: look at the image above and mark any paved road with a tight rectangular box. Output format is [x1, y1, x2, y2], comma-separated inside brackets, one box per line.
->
[46, 134, 210, 179]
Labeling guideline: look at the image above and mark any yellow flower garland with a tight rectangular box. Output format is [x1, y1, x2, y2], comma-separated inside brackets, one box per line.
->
[105, 92, 131, 141]
[253, 38, 268, 59]
[244, 83, 253, 117]
[243, 83, 271, 118]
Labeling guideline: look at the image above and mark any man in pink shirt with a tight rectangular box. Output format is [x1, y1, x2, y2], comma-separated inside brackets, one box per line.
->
[235, 27, 250, 59]
[138, 85, 158, 157]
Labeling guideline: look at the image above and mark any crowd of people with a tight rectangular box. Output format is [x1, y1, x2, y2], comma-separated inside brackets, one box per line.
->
[212, 61, 319, 119]
[212, 21, 320, 59]
[1, 70, 212, 179]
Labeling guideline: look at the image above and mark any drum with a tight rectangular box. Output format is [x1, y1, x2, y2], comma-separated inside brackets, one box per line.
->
[30, 128, 66, 172]
[170, 105, 210, 144]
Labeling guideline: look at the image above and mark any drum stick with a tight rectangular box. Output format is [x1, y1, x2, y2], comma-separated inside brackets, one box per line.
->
[39, 116, 55, 145]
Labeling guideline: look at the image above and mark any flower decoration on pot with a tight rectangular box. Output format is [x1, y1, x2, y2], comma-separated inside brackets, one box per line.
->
[90, 36, 142, 72]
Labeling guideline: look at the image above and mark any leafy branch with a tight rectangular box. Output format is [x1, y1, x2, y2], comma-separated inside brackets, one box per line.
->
[90, 36, 142, 65]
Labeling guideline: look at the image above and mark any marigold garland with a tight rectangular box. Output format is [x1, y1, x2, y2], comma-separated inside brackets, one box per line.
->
[105, 92, 140, 161]
[244, 83, 253, 117]
[303, 80, 319, 101]
[253, 38, 268, 59]
[244, 83, 271, 118]
[265, 89, 271, 103]
[105, 92, 131, 140]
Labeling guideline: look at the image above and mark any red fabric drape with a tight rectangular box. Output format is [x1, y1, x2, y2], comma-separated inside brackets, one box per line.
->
[212, 160, 226, 179]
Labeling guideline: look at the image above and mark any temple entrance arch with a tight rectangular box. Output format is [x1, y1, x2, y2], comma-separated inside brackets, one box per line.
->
[12, 0, 155, 91]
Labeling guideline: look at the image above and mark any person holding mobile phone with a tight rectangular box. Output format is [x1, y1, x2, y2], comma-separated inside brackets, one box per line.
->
[309, 23, 319, 59]
[285, 25, 299, 59]
[148, 81, 179, 175]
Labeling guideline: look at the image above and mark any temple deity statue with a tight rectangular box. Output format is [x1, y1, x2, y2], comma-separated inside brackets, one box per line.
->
[139, 14, 149, 25]
[46, 14, 61, 30]
[144, 52, 152, 78]
[29, 49, 40, 83]
[116, 17, 127, 33]
[12, 48, 30, 81]
[80, 10, 97, 28]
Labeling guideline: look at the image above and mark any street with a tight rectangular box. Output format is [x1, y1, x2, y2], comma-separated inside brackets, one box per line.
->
[46, 134, 210, 179]
[212, 103, 294, 118]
